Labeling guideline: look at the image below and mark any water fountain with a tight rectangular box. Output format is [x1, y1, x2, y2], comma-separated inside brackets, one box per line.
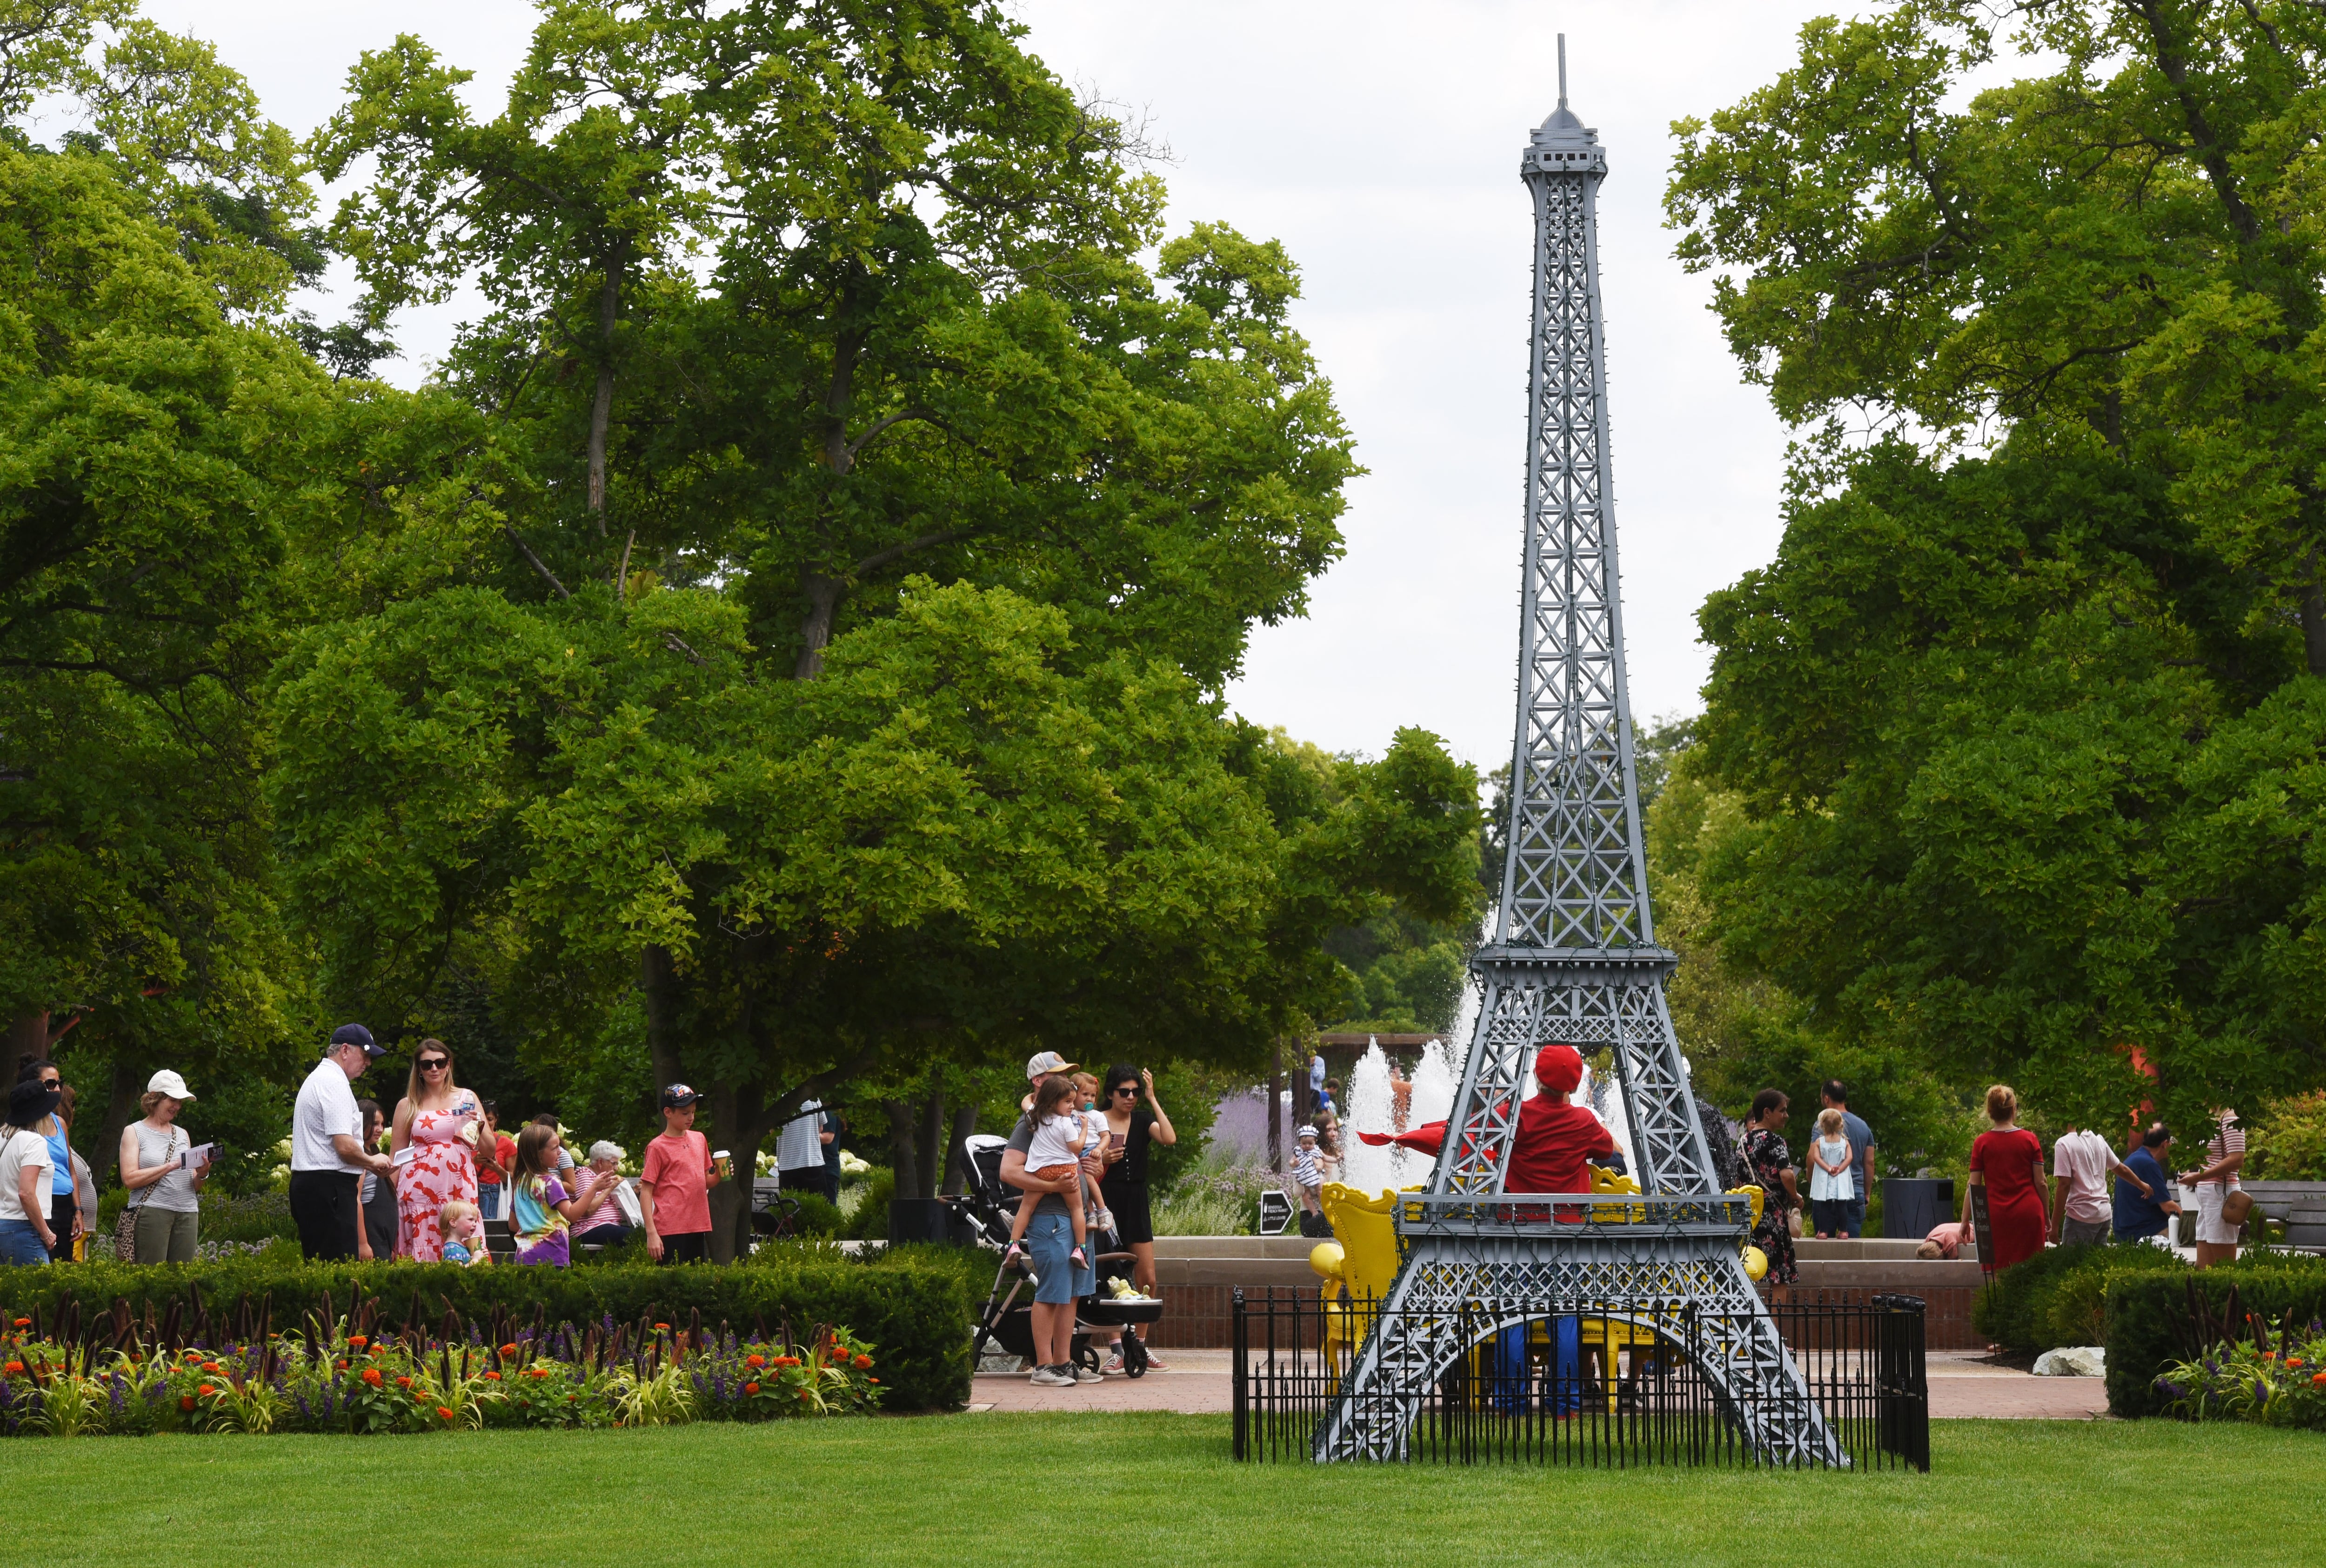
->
[1341, 1039, 1397, 1195]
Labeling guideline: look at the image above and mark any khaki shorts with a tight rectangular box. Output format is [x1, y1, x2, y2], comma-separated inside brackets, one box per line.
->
[2194, 1184, 2244, 1246]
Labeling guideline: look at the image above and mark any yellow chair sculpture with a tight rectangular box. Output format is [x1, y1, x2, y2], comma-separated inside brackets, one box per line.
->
[1311, 1182, 1410, 1388]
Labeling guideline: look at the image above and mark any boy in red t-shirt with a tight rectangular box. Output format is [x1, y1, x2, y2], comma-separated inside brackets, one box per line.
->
[639, 1083, 720, 1262]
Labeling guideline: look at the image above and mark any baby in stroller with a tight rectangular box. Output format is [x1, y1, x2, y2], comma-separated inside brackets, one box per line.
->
[1002, 1074, 1111, 1270]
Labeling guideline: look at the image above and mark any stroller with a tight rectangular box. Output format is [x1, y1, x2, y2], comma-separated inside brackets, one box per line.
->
[947, 1133, 1164, 1377]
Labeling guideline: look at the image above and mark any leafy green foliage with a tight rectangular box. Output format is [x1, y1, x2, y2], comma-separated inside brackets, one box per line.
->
[1970, 1238, 2187, 1354]
[2105, 1250, 2326, 1416]
[2246, 1090, 2326, 1180]
[0, 1250, 973, 1408]
[1665, 5, 2326, 1132]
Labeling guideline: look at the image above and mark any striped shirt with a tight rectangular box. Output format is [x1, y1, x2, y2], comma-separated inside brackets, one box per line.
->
[1290, 1143, 1322, 1188]
[2203, 1111, 2244, 1188]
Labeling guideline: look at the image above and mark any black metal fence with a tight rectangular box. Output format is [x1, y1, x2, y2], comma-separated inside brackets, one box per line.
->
[1230, 1288, 1929, 1471]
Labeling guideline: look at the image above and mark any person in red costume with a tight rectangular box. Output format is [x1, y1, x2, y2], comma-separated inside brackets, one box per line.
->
[1359, 1043, 1617, 1211]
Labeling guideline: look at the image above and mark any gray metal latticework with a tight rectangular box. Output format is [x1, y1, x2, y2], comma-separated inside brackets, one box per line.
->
[1315, 44, 1841, 1467]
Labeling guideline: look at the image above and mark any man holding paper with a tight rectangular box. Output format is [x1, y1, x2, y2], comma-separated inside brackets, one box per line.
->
[120, 1069, 211, 1264]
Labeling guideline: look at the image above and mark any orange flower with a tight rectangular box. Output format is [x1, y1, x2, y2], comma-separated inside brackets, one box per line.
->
[9, 1318, 26, 1328]
[745, 1354, 765, 1368]
[437, 1406, 455, 1421]
[867, 1378, 878, 1385]
[396, 1376, 413, 1389]
[197, 1383, 216, 1397]
[743, 1381, 760, 1395]
[2287, 1358, 2306, 1369]
[179, 1395, 195, 1411]
[2313, 1371, 2326, 1386]
[361, 1368, 383, 1387]
[2, 1361, 22, 1376]
[528, 1368, 548, 1380]
[200, 1361, 220, 1373]
[853, 1354, 872, 1369]
[348, 1335, 368, 1349]
[183, 1349, 202, 1361]
[654, 1322, 670, 1332]
[499, 1343, 519, 1357]
[336, 1359, 349, 1370]
[485, 1370, 502, 1381]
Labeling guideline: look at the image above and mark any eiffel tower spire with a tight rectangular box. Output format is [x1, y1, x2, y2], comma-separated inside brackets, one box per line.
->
[1314, 43, 1840, 1465]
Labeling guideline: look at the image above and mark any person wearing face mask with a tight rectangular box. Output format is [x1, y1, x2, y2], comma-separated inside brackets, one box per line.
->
[16, 1057, 87, 1262]
[0, 1077, 64, 1265]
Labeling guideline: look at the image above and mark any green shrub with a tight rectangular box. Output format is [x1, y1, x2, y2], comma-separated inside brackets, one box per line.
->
[784, 1191, 846, 1236]
[843, 1168, 894, 1241]
[1972, 1242, 2187, 1354]
[2104, 1251, 2326, 1417]
[0, 1254, 972, 1410]
[93, 1187, 299, 1245]
[2246, 1090, 2326, 1181]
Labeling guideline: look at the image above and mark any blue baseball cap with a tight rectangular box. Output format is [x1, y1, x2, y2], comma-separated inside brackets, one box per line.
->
[328, 1023, 384, 1058]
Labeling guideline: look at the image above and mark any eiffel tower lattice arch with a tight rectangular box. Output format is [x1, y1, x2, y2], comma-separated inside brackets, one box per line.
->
[1313, 43, 1840, 1466]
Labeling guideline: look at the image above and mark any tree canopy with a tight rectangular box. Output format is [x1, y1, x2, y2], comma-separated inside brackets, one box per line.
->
[1664, 0, 2326, 1138]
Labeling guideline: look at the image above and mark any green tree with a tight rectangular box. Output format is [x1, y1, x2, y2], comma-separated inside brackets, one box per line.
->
[277, 0, 1473, 1252]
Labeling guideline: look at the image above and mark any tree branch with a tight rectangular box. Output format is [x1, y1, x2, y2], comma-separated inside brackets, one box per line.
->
[502, 523, 571, 599]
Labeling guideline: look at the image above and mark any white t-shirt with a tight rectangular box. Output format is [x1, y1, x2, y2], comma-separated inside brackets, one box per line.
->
[775, 1099, 824, 1172]
[2052, 1129, 2116, 1226]
[0, 1128, 55, 1222]
[1025, 1112, 1086, 1169]
[292, 1056, 364, 1174]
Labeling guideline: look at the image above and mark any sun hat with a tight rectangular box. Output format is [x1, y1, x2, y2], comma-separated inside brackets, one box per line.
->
[146, 1069, 195, 1101]
[1025, 1050, 1076, 1080]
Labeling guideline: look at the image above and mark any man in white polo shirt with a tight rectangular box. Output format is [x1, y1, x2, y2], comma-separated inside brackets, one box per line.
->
[290, 1025, 395, 1260]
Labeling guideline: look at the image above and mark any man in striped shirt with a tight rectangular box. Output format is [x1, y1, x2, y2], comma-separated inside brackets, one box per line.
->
[2180, 1108, 2246, 1268]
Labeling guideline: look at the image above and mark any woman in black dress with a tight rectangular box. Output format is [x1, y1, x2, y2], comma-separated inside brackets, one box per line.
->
[1742, 1088, 1800, 1286]
[1097, 1064, 1176, 1372]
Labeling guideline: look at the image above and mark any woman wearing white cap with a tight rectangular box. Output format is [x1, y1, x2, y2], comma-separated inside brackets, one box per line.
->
[120, 1070, 209, 1263]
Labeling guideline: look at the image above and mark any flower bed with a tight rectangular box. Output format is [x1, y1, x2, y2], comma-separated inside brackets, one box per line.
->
[2154, 1318, 2326, 1430]
[2105, 1253, 2326, 1418]
[0, 1297, 882, 1436]
[0, 1249, 971, 1410]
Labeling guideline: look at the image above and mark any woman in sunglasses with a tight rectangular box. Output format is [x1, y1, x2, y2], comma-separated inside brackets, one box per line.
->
[390, 1039, 495, 1261]
[1095, 1065, 1177, 1373]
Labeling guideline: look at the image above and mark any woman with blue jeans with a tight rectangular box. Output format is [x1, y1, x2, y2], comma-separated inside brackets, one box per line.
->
[1001, 1056, 1101, 1388]
[0, 1078, 63, 1265]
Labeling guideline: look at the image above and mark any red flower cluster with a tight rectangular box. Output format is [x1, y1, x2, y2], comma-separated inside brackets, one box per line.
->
[437, 1406, 455, 1421]
[396, 1376, 413, 1389]
[500, 1343, 519, 1357]
[10, 1318, 27, 1328]
[745, 1354, 765, 1369]
[197, 1383, 217, 1397]
[1, 1361, 22, 1376]
[200, 1361, 220, 1374]
[348, 1336, 369, 1349]
[852, 1354, 872, 1370]
[485, 1371, 502, 1381]
[361, 1368, 383, 1388]
[178, 1395, 195, 1412]
[743, 1381, 761, 1395]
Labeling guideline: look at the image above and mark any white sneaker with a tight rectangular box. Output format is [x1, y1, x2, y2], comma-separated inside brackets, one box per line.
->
[1071, 1363, 1104, 1384]
[1028, 1364, 1074, 1388]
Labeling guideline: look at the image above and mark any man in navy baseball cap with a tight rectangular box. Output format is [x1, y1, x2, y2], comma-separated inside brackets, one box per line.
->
[327, 1023, 385, 1059]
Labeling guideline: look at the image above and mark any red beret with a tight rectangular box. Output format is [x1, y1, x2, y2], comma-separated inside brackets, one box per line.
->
[1533, 1044, 1584, 1095]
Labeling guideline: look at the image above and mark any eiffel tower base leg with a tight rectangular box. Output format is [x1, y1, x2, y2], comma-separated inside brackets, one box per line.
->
[1315, 1237, 1845, 1467]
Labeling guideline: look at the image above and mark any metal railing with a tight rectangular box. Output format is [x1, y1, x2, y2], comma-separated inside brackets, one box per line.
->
[1231, 1287, 1928, 1471]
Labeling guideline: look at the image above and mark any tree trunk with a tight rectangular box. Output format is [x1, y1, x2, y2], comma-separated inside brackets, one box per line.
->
[914, 1087, 947, 1202]
[939, 1101, 979, 1194]
[639, 945, 683, 1098]
[795, 572, 843, 680]
[1268, 1038, 1284, 1174]
[2303, 561, 2326, 678]
[585, 256, 623, 532]
[883, 1097, 921, 1203]
[706, 1083, 769, 1265]
[98, 1051, 140, 1188]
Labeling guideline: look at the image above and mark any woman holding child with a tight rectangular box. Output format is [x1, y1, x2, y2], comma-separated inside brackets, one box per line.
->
[392, 1039, 496, 1261]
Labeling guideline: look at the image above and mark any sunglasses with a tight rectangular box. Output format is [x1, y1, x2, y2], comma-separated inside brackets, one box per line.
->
[417, 1058, 450, 1071]
[1112, 1086, 1137, 1097]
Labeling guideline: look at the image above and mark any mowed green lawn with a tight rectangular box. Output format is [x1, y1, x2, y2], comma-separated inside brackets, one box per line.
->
[45, 1415, 2322, 1566]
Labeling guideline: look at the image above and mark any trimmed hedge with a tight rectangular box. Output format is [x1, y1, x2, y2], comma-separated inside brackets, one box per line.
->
[2104, 1252, 2326, 1418]
[1970, 1241, 2187, 1354]
[0, 1251, 973, 1411]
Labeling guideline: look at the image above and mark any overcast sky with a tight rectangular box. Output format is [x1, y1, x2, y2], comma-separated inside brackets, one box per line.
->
[135, 0, 1851, 772]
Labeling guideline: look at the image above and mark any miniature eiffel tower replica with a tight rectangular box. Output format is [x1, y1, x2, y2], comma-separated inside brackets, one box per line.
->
[1315, 42, 1839, 1465]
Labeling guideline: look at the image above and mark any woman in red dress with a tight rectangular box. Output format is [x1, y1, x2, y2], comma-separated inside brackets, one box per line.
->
[1964, 1084, 2048, 1270]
